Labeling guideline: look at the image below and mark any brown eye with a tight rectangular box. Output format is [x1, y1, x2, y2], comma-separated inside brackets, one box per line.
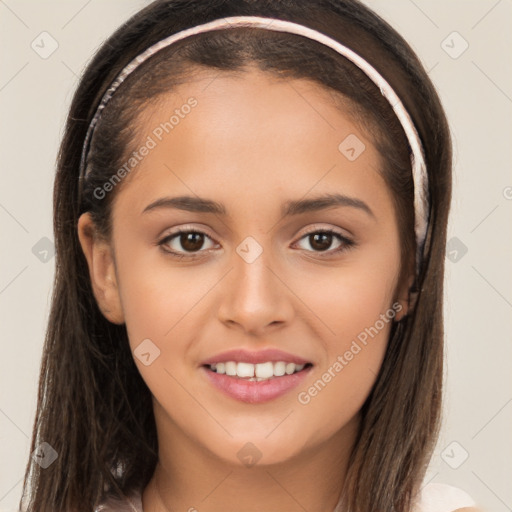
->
[308, 232, 334, 252]
[179, 232, 205, 252]
[160, 230, 216, 256]
[295, 229, 354, 255]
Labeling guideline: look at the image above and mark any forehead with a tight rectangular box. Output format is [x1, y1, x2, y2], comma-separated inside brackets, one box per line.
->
[112, 66, 389, 216]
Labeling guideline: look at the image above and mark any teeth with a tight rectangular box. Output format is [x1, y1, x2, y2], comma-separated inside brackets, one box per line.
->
[209, 361, 308, 379]
[225, 361, 237, 376]
[237, 362, 255, 378]
[274, 361, 286, 376]
[255, 362, 273, 379]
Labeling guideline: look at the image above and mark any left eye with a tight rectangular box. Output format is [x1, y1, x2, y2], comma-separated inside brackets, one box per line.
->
[293, 230, 353, 254]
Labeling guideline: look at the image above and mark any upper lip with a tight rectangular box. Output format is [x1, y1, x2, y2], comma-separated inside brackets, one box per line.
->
[201, 348, 312, 366]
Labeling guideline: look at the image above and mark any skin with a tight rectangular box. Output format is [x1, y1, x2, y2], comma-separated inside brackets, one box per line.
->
[78, 66, 416, 512]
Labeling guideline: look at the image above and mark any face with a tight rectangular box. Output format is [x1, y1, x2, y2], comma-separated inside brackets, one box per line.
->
[79, 66, 411, 468]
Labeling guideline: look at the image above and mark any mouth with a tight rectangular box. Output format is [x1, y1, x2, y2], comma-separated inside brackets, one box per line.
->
[201, 358, 314, 404]
[203, 361, 313, 381]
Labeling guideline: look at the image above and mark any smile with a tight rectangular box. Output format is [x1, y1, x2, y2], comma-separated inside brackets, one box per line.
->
[202, 361, 313, 404]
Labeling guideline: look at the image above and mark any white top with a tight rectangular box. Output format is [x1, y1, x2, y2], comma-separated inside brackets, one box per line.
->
[413, 483, 477, 512]
[94, 482, 477, 511]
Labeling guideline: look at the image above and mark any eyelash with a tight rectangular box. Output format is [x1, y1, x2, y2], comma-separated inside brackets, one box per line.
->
[157, 225, 356, 260]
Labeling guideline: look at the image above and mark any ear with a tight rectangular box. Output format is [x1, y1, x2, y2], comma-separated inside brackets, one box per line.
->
[393, 267, 417, 322]
[77, 212, 124, 324]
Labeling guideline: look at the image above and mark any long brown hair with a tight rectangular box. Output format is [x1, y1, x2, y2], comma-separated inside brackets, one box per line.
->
[20, 1, 452, 511]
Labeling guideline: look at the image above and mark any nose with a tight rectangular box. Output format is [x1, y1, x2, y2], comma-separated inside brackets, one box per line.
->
[216, 243, 294, 336]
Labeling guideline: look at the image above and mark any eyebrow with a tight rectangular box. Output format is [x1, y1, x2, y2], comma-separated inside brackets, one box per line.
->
[142, 193, 375, 219]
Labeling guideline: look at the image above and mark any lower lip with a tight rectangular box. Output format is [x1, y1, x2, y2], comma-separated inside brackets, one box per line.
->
[202, 365, 312, 404]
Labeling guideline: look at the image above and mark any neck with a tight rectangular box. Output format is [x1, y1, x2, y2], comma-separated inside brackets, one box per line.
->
[142, 406, 359, 512]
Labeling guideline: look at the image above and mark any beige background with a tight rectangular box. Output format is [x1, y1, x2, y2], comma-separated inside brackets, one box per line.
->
[1, 1, 511, 511]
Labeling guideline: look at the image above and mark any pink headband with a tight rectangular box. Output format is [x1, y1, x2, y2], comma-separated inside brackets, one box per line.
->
[79, 15, 429, 275]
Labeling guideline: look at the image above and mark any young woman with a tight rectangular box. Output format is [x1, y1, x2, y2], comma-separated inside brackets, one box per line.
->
[20, 1, 481, 511]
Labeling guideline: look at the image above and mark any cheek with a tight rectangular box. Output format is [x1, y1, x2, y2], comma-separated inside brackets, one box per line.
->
[290, 266, 396, 426]
[286, 246, 400, 438]
[113, 247, 216, 414]
[114, 245, 214, 355]
[292, 242, 399, 352]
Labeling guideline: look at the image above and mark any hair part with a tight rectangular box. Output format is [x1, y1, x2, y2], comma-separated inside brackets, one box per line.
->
[20, 1, 451, 511]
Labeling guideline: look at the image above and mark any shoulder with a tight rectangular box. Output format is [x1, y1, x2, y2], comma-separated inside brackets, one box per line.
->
[94, 490, 143, 512]
[415, 482, 481, 512]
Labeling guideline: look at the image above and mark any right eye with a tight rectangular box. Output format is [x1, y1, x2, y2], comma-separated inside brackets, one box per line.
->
[158, 229, 219, 258]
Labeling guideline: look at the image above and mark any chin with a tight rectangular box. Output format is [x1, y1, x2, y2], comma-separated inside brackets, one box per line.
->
[199, 428, 311, 469]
